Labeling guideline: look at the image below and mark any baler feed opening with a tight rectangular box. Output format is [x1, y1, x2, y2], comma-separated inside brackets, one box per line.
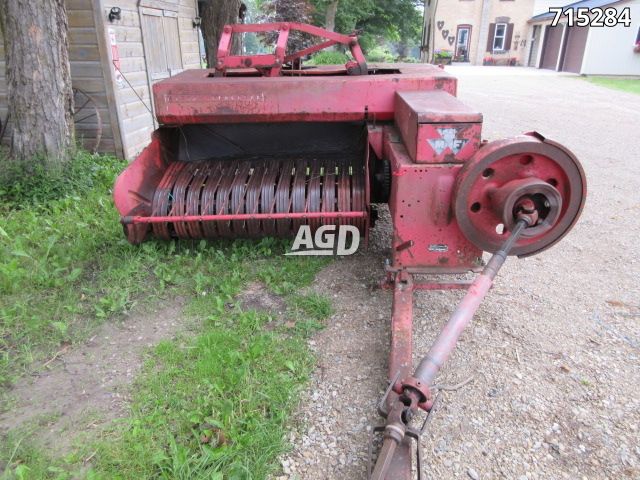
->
[148, 156, 366, 240]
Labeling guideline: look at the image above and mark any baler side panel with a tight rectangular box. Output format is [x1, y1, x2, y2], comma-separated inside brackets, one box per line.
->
[387, 134, 483, 271]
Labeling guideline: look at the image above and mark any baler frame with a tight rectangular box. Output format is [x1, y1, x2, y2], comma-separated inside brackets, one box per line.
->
[112, 23, 587, 480]
[214, 22, 368, 76]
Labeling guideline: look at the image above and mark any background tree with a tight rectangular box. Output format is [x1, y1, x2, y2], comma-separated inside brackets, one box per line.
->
[0, 0, 74, 167]
[199, 0, 242, 67]
[258, 0, 315, 53]
[310, 0, 422, 54]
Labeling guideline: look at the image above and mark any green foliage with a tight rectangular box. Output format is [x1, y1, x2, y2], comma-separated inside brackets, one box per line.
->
[434, 49, 453, 58]
[0, 150, 121, 207]
[308, 50, 349, 65]
[310, 0, 423, 55]
[366, 46, 394, 63]
[0, 149, 335, 478]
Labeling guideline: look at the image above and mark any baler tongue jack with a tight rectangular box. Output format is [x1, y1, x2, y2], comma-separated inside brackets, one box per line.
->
[370, 217, 531, 480]
[112, 23, 587, 479]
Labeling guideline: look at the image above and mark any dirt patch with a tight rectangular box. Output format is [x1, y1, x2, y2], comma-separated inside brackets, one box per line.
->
[238, 281, 287, 315]
[0, 297, 188, 453]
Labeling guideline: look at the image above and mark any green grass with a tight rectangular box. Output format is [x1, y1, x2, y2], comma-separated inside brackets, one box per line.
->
[307, 50, 349, 65]
[584, 76, 640, 95]
[0, 151, 333, 479]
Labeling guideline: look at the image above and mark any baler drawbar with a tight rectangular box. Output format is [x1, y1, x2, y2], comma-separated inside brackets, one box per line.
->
[113, 23, 586, 479]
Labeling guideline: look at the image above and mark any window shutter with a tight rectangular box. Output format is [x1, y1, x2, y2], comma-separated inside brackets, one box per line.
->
[505, 23, 514, 50]
[487, 23, 496, 51]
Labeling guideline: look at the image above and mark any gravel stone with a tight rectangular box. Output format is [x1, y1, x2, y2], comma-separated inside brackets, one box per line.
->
[467, 467, 480, 480]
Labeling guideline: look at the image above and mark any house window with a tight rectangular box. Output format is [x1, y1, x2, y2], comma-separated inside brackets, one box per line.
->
[493, 23, 507, 51]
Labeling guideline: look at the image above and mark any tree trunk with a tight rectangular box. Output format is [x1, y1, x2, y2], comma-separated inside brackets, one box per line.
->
[325, 0, 339, 32]
[0, 0, 74, 166]
[200, 0, 241, 68]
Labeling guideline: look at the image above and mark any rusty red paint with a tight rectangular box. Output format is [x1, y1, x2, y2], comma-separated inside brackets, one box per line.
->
[152, 66, 457, 125]
[386, 131, 483, 271]
[395, 91, 482, 163]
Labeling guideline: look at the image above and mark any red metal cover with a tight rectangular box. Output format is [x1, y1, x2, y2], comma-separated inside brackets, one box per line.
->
[395, 90, 482, 163]
[152, 64, 457, 125]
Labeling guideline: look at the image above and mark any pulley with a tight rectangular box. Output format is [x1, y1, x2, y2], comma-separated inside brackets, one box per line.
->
[454, 133, 586, 257]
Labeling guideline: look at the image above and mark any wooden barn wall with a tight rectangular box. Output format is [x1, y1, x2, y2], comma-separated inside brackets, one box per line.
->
[100, 0, 201, 159]
[0, 0, 122, 156]
[68, 0, 120, 155]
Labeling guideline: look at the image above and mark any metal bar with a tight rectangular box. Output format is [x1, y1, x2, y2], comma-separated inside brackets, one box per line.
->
[381, 436, 412, 480]
[389, 271, 414, 384]
[220, 54, 277, 68]
[224, 22, 355, 44]
[272, 26, 290, 76]
[413, 220, 528, 386]
[384, 271, 414, 480]
[285, 39, 337, 63]
[381, 281, 471, 291]
[122, 211, 367, 225]
[371, 439, 399, 480]
[413, 282, 470, 291]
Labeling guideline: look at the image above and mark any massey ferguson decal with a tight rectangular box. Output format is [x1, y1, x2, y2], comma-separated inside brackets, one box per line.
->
[427, 127, 469, 155]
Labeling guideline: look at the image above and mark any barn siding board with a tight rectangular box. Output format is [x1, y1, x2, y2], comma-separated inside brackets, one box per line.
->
[68, 10, 96, 28]
[114, 27, 143, 43]
[123, 112, 156, 132]
[118, 44, 145, 58]
[67, 0, 93, 9]
[70, 28, 100, 44]
[71, 62, 107, 78]
[117, 90, 152, 107]
[118, 57, 147, 73]
[70, 44, 101, 61]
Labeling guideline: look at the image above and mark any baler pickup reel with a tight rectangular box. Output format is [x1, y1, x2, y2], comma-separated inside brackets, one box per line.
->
[113, 24, 586, 479]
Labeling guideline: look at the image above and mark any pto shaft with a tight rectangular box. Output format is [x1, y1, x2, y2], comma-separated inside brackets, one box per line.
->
[371, 218, 530, 480]
[413, 219, 528, 386]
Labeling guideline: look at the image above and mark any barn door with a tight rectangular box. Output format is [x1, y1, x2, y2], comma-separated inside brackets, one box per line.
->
[140, 7, 183, 82]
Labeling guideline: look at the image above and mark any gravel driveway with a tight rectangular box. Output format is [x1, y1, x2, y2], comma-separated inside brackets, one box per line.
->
[277, 67, 640, 479]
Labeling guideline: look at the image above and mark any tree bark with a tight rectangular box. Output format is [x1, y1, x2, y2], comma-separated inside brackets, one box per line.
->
[325, 0, 339, 32]
[0, 0, 74, 165]
[200, 0, 241, 68]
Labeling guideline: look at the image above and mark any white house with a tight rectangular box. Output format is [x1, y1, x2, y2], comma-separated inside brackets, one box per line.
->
[528, 0, 640, 74]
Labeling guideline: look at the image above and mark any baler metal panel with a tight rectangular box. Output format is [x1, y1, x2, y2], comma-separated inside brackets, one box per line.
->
[153, 65, 457, 125]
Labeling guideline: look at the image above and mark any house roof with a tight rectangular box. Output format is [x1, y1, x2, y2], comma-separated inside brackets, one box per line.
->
[530, 0, 627, 21]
